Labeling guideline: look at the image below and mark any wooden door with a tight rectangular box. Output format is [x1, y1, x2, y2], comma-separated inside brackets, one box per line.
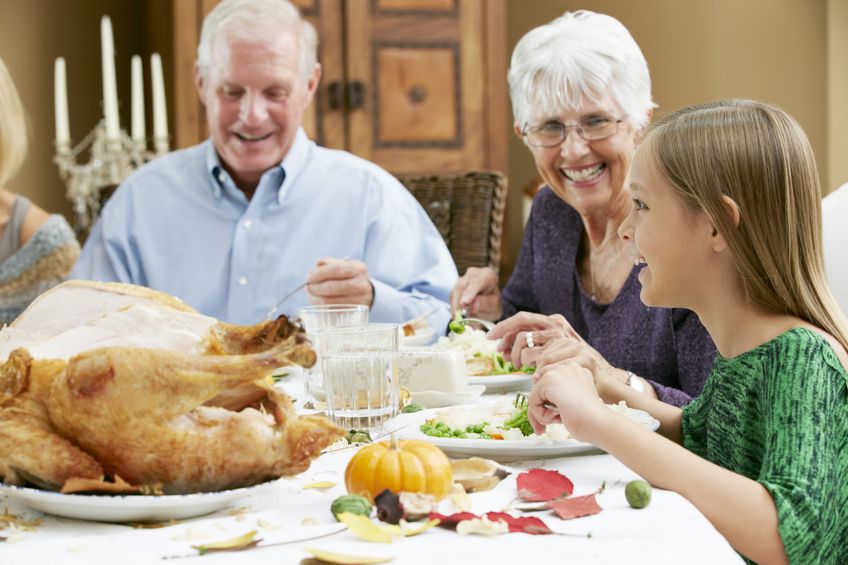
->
[168, 0, 507, 175]
[346, 0, 491, 174]
[291, 0, 346, 148]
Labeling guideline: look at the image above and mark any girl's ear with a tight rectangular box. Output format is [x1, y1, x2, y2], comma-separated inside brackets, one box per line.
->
[722, 195, 741, 226]
[710, 195, 741, 252]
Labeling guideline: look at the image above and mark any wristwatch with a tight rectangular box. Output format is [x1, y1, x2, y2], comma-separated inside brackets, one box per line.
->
[626, 371, 645, 392]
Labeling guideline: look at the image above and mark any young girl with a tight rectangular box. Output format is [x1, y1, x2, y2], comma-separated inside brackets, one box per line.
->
[528, 99, 847, 564]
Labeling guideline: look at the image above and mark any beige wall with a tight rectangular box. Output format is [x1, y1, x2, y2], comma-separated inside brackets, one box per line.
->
[828, 0, 848, 192]
[0, 0, 841, 274]
[0, 0, 145, 224]
[504, 0, 829, 275]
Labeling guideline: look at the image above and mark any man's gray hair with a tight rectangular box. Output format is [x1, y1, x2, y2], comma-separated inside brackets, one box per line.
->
[197, 0, 318, 81]
[508, 10, 655, 129]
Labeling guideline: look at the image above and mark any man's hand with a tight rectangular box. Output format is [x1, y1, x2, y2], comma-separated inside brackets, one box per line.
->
[306, 257, 374, 307]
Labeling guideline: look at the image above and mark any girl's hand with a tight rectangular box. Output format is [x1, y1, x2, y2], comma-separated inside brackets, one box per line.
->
[535, 337, 632, 398]
[527, 361, 607, 442]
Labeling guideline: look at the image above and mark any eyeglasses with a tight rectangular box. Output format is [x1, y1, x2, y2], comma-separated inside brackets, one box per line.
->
[522, 117, 623, 147]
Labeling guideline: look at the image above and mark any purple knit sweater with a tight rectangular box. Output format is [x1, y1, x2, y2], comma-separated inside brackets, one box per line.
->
[502, 187, 716, 406]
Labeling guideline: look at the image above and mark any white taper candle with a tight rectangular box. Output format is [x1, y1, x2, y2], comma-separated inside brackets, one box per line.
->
[101, 16, 120, 141]
[150, 53, 169, 153]
[131, 55, 145, 143]
[54, 57, 71, 152]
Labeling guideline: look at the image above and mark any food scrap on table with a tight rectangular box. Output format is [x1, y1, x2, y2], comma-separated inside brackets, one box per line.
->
[451, 457, 510, 493]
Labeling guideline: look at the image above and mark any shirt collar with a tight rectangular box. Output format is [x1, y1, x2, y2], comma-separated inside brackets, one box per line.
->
[277, 128, 310, 205]
[205, 141, 227, 200]
[204, 129, 311, 204]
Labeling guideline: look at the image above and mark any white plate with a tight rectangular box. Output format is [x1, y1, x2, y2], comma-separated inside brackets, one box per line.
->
[411, 385, 486, 408]
[401, 327, 437, 346]
[272, 365, 303, 381]
[398, 405, 659, 461]
[468, 372, 533, 393]
[0, 480, 276, 523]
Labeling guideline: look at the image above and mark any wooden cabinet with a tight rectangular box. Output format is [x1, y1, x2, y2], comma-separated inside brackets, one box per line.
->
[170, 0, 508, 175]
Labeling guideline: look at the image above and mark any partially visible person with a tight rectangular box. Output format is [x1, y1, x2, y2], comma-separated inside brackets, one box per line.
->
[530, 100, 848, 564]
[822, 183, 848, 315]
[72, 0, 456, 328]
[449, 10, 715, 405]
[0, 57, 79, 324]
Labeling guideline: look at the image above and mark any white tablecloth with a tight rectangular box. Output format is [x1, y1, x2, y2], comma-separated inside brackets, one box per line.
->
[0, 378, 742, 564]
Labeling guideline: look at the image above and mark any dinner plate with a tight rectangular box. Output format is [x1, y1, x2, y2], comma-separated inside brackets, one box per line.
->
[401, 327, 437, 346]
[0, 480, 276, 523]
[397, 405, 659, 461]
[272, 364, 303, 381]
[411, 385, 486, 408]
[468, 372, 533, 393]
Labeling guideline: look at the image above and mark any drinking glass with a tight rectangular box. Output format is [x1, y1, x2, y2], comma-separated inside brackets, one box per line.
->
[316, 324, 399, 431]
[297, 304, 370, 399]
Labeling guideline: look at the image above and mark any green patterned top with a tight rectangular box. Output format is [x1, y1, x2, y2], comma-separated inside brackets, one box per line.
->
[682, 328, 848, 564]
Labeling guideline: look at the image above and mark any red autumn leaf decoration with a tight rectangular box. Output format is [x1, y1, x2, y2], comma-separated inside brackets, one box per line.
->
[516, 468, 574, 502]
[485, 512, 552, 535]
[547, 494, 603, 520]
[428, 511, 552, 535]
[429, 511, 478, 527]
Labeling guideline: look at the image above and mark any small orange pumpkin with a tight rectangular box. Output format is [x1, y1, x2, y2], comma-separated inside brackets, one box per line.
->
[345, 436, 453, 501]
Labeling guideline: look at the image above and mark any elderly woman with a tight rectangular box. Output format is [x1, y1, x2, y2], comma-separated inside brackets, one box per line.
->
[450, 11, 714, 406]
[0, 57, 79, 323]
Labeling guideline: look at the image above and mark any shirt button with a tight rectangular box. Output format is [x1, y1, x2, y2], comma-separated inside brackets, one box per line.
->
[243, 219, 253, 229]
[238, 276, 248, 286]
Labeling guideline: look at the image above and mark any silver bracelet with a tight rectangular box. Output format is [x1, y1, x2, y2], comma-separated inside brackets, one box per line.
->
[626, 371, 645, 392]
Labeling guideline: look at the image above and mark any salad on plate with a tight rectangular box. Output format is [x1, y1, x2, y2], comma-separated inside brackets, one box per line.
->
[438, 312, 534, 377]
[419, 396, 658, 442]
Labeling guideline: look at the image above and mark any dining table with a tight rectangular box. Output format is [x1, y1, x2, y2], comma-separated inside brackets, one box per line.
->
[0, 370, 743, 565]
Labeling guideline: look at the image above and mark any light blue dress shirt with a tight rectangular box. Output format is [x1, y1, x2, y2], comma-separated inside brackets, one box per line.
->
[71, 129, 457, 329]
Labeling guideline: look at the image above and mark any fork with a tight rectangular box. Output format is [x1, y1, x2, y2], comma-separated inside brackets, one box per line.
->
[456, 308, 495, 332]
[265, 255, 351, 320]
[514, 391, 557, 411]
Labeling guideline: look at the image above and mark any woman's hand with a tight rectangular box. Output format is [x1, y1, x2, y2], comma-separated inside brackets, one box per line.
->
[488, 312, 580, 368]
[527, 362, 608, 443]
[450, 267, 502, 321]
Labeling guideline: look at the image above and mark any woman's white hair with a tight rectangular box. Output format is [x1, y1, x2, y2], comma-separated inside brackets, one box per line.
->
[508, 10, 655, 129]
[197, 0, 318, 81]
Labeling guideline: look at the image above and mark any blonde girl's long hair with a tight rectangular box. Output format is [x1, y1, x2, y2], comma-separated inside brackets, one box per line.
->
[644, 99, 848, 350]
[0, 57, 27, 189]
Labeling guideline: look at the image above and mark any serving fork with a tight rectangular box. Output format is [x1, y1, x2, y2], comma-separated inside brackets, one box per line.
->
[453, 308, 495, 332]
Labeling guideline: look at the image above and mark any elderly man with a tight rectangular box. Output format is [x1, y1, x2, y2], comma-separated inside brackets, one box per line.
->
[72, 0, 456, 327]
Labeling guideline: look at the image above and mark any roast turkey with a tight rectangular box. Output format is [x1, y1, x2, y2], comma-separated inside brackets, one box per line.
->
[0, 281, 342, 494]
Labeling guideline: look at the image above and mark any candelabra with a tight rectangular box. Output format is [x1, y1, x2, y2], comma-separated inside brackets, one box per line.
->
[53, 122, 168, 236]
[53, 17, 169, 237]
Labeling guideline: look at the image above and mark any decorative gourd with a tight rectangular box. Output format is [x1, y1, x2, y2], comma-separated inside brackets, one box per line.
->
[345, 435, 453, 501]
[330, 494, 373, 521]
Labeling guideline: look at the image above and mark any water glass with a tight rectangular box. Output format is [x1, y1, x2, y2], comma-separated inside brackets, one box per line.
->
[297, 304, 370, 399]
[316, 324, 399, 431]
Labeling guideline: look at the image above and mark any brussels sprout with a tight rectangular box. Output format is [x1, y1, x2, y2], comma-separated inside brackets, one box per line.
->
[346, 430, 372, 444]
[625, 479, 652, 509]
[330, 494, 373, 521]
